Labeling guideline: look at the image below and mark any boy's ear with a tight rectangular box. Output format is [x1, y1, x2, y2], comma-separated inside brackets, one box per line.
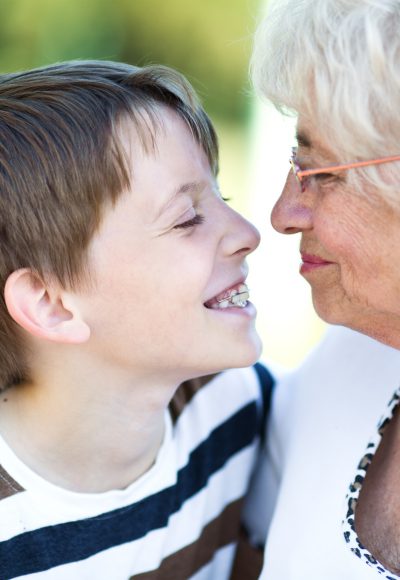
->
[4, 269, 90, 344]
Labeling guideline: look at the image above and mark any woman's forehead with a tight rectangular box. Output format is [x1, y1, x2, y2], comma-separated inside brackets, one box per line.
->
[296, 117, 339, 160]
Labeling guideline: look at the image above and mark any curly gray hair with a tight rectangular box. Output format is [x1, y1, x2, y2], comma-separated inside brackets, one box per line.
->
[251, 0, 400, 199]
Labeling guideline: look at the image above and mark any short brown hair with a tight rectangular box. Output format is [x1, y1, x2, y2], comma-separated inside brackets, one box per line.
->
[0, 59, 219, 388]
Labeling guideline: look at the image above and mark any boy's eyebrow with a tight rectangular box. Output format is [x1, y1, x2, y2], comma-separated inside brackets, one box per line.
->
[176, 181, 203, 195]
[157, 181, 204, 218]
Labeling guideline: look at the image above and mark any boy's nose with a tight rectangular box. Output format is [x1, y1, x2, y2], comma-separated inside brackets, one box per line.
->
[271, 172, 313, 235]
[224, 207, 261, 258]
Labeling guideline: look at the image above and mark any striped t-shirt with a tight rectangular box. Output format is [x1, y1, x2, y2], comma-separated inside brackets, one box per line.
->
[0, 364, 272, 580]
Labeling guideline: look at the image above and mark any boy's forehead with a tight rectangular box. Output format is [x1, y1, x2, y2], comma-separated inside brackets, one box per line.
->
[105, 110, 211, 206]
[115, 107, 196, 184]
[116, 108, 163, 157]
[119, 107, 206, 173]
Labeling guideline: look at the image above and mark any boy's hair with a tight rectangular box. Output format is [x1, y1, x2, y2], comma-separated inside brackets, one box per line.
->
[0, 60, 219, 389]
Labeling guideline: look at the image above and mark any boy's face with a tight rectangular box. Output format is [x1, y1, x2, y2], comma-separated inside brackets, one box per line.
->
[80, 108, 261, 383]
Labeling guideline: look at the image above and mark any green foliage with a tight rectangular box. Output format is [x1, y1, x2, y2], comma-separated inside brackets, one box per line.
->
[0, 0, 259, 122]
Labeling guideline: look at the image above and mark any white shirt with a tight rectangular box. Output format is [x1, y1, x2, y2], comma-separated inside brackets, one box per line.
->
[244, 326, 400, 580]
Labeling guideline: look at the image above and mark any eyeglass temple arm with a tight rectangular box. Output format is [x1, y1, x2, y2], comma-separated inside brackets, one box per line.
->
[297, 155, 400, 179]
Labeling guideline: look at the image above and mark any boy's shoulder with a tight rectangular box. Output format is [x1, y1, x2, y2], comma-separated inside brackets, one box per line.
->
[0, 465, 24, 500]
[0, 364, 275, 579]
[169, 363, 275, 435]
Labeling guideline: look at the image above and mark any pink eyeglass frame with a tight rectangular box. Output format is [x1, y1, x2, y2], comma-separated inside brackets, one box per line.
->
[290, 147, 400, 192]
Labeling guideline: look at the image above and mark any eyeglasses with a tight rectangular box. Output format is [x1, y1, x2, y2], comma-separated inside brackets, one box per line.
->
[290, 147, 400, 192]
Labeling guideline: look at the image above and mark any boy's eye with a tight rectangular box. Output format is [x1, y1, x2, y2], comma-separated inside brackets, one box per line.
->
[174, 214, 205, 229]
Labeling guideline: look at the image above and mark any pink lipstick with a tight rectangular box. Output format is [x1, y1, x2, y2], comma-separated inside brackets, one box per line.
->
[300, 253, 333, 274]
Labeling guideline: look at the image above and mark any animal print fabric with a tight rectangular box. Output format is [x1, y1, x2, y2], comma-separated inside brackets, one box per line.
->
[343, 389, 400, 579]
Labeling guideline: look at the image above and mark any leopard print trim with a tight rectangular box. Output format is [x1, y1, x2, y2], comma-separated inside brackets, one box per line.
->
[343, 389, 400, 579]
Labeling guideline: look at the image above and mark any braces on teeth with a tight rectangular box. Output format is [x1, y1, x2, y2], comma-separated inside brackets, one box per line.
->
[217, 288, 250, 308]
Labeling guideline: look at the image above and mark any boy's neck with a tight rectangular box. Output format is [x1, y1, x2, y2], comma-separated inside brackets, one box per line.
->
[0, 366, 176, 493]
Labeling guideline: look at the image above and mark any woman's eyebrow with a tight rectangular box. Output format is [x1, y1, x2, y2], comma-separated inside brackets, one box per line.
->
[296, 130, 333, 160]
[296, 130, 312, 149]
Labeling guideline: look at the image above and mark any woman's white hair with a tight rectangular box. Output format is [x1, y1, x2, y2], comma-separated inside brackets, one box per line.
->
[251, 0, 400, 199]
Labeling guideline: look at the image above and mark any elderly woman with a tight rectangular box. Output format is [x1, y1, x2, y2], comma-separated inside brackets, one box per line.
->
[248, 0, 400, 578]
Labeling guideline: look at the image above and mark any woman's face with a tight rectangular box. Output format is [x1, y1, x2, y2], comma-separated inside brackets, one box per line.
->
[271, 118, 400, 346]
[80, 108, 262, 383]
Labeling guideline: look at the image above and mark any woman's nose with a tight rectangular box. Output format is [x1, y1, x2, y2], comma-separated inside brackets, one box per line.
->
[271, 172, 313, 235]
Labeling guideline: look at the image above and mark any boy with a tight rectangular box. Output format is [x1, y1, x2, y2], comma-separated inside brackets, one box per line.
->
[0, 60, 272, 579]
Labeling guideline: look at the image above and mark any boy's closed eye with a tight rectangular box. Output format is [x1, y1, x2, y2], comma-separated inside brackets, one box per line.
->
[174, 214, 205, 229]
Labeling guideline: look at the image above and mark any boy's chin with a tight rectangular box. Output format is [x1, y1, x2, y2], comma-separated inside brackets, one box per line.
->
[207, 340, 263, 374]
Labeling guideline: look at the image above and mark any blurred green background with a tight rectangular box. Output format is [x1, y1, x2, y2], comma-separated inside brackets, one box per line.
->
[0, 0, 258, 123]
[0, 0, 325, 367]
[0, 0, 259, 215]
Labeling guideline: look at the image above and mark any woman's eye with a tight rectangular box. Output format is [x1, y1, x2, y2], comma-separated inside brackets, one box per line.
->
[315, 172, 335, 181]
[174, 214, 205, 229]
[310, 172, 339, 188]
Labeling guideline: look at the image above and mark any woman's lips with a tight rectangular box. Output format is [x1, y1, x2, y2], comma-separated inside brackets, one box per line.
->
[300, 253, 333, 274]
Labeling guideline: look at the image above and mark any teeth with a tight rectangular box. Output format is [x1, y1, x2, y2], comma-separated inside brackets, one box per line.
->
[231, 290, 250, 305]
[207, 283, 250, 309]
